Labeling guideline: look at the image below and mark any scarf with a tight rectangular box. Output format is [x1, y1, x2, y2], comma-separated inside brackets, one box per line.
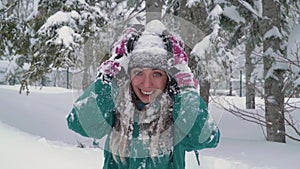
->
[109, 81, 174, 163]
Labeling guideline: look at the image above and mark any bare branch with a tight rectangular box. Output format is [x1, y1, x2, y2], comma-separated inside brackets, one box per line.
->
[211, 95, 300, 142]
[284, 132, 300, 142]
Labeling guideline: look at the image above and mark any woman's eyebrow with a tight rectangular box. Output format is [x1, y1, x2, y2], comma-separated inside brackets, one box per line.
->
[152, 69, 163, 71]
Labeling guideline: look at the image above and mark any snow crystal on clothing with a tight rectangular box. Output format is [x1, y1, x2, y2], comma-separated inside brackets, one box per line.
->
[174, 63, 193, 73]
[128, 29, 168, 70]
[134, 33, 166, 52]
[144, 20, 166, 34]
[73, 91, 97, 108]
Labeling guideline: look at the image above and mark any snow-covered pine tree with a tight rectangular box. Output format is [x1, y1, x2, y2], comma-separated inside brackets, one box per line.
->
[282, 0, 300, 98]
[219, 0, 265, 109]
[263, 0, 300, 142]
[0, 0, 33, 85]
[180, 0, 235, 105]
[228, 0, 263, 109]
[23, 0, 108, 90]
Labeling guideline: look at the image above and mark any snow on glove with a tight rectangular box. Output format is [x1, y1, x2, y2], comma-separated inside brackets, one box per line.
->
[97, 60, 121, 83]
[170, 36, 199, 89]
[175, 71, 198, 89]
[97, 27, 140, 83]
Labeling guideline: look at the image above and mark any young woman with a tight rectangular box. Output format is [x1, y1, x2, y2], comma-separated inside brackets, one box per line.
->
[67, 20, 220, 169]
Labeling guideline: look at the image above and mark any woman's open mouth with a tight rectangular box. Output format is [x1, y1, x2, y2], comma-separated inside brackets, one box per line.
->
[141, 90, 154, 95]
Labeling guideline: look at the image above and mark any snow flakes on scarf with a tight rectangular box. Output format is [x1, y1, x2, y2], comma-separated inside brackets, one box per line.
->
[110, 81, 174, 161]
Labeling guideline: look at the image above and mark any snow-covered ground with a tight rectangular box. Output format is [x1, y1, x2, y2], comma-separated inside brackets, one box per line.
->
[0, 85, 300, 169]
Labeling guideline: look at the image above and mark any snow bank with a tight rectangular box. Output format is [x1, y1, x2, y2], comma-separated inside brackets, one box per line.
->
[0, 122, 102, 169]
[0, 122, 269, 169]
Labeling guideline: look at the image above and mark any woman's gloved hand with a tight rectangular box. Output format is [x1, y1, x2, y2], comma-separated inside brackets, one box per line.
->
[97, 27, 140, 83]
[170, 36, 199, 89]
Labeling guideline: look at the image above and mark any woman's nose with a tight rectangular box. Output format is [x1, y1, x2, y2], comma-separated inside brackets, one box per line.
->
[142, 74, 152, 88]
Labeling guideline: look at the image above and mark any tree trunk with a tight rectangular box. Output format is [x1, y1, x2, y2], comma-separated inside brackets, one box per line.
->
[264, 69, 286, 143]
[245, 41, 255, 109]
[263, 0, 286, 143]
[82, 39, 94, 90]
[145, 0, 162, 22]
[200, 80, 211, 105]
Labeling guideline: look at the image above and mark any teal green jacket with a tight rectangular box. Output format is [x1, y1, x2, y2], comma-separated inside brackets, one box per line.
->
[67, 79, 220, 169]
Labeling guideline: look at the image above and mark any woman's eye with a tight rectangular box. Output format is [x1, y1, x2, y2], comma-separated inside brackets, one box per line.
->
[153, 72, 162, 77]
[130, 68, 143, 77]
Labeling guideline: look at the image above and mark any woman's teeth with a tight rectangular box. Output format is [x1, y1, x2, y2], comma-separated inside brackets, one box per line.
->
[141, 90, 153, 95]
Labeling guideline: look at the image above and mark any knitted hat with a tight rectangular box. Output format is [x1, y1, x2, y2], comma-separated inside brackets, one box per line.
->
[128, 20, 170, 72]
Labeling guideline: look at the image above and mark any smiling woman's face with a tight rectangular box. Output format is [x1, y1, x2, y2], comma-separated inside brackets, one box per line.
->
[130, 68, 168, 104]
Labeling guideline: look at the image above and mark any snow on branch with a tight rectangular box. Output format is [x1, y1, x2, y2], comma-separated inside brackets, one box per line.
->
[223, 6, 245, 23]
[53, 26, 81, 48]
[238, 0, 261, 18]
[38, 11, 80, 36]
[186, 0, 201, 8]
[263, 26, 283, 40]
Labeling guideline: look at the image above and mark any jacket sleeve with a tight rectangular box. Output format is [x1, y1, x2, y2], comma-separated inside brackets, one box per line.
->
[173, 90, 220, 151]
[66, 79, 116, 139]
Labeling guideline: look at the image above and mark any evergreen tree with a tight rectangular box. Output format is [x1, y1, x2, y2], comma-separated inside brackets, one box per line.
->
[218, 0, 299, 142]
[263, 0, 300, 142]
[181, 0, 235, 105]
[23, 0, 107, 89]
[0, 0, 33, 85]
